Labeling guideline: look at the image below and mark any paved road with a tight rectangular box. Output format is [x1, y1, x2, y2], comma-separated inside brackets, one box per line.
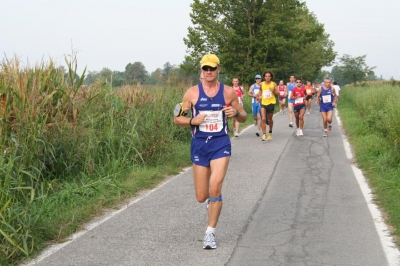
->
[26, 104, 398, 266]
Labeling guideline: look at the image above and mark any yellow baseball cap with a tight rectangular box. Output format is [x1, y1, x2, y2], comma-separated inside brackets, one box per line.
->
[200, 54, 220, 68]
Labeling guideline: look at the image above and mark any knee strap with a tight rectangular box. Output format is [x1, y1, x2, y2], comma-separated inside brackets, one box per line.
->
[209, 194, 222, 202]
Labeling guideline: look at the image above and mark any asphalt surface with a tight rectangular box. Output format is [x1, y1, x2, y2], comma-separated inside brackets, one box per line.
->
[26, 103, 398, 266]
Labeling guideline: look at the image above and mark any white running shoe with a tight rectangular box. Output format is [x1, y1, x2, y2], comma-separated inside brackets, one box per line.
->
[307, 111, 310, 115]
[203, 233, 217, 249]
[323, 130, 328, 137]
[234, 132, 239, 137]
[299, 129, 304, 136]
[296, 129, 300, 136]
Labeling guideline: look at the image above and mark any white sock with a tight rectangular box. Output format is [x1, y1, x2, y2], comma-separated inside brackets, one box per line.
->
[206, 226, 215, 234]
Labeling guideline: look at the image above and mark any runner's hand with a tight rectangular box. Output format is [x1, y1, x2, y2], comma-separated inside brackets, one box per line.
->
[191, 113, 207, 125]
[222, 106, 238, 117]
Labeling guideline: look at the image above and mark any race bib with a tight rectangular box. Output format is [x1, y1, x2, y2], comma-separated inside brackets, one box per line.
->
[279, 91, 285, 96]
[238, 97, 243, 105]
[306, 89, 312, 95]
[199, 110, 224, 132]
[288, 91, 292, 99]
[322, 95, 331, 103]
[263, 90, 273, 99]
[295, 97, 304, 104]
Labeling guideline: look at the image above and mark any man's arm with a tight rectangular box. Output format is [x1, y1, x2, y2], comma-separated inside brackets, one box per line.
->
[223, 86, 247, 123]
[248, 84, 255, 97]
[332, 88, 337, 107]
[273, 82, 279, 96]
[315, 90, 321, 104]
[173, 89, 192, 127]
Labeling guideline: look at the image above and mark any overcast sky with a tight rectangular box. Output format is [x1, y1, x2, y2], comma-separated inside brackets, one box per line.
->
[1, 0, 399, 79]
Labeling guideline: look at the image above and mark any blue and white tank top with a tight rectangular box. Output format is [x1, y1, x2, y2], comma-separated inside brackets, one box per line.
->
[287, 82, 296, 103]
[251, 83, 260, 104]
[192, 83, 229, 139]
[320, 87, 334, 105]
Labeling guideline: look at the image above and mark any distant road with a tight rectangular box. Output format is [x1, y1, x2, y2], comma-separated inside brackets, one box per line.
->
[24, 103, 399, 266]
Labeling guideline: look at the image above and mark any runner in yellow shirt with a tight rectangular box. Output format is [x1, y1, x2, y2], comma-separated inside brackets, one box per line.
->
[257, 70, 279, 141]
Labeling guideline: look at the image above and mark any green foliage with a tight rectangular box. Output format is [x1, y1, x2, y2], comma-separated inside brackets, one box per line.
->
[125, 62, 148, 84]
[339, 83, 400, 244]
[331, 54, 376, 86]
[0, 55, 191, 264]
[183, 0, 336, 84]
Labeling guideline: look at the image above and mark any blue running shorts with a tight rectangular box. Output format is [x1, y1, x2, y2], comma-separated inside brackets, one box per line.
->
[191, 135, 231, 167]
[293, 104, 306, 113]
[320, 104, 334, 113]
[252, 103, 261, 116]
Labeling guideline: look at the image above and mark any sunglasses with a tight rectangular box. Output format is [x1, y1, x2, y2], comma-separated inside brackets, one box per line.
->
[202, 66, 218, 72]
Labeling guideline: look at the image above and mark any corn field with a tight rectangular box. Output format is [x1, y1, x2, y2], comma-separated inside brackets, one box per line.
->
[0, 55, 191, 264]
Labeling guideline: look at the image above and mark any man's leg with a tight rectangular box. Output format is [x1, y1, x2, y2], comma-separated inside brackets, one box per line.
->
[288, 102, 294, 126]
[281, 99, 286, 113]
[321, 112, 327, 128]
[320, 111, 328, 136]
[294, 111, 299, 128]
[267, 112, 274, 132]
[193, 164, 211, 203]
[207, 157, 229, 227]
[299, 109, 305, 129]
[260, 107, 267, 134]
[326, 110, 333, 131]
[193, 158, 228, 227]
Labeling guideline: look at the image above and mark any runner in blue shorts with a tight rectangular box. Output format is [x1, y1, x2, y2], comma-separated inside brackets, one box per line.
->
[174, 54, 247, 250]
[315, 77, 337, 137]
[287, 75, 296, 127]
[290, 78, 307, 136]
[248, 74, 262, 136]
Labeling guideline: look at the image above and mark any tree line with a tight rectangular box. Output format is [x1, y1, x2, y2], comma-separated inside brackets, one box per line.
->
[82, 0, 379, 89]
[82, 62, 200, 87]
[182, 0, 379, 87]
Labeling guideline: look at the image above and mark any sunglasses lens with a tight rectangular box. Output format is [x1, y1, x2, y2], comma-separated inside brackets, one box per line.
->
[202, 66, 218, 72]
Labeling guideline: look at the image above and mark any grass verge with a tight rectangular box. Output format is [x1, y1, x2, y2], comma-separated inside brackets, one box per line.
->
[337, 83, 400, 246]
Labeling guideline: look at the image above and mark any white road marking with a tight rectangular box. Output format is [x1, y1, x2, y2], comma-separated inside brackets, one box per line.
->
[336, 109, 400, 266]
[21, 167, 192, 266]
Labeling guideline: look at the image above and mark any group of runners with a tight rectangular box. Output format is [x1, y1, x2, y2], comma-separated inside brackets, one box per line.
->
[240, 73, 339, 138]
[173, 53, 339, 250]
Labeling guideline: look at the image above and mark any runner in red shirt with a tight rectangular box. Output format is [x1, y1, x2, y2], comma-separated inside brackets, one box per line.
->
[304, 81, 314, 114]
[277, 80, 287, 114]
[290, 78, 307, 136]
[232, 77, 244, 137]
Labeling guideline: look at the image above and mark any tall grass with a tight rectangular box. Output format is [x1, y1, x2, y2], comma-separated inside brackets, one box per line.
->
[338, 82, 400, 245]
[0, 55, 191, 264]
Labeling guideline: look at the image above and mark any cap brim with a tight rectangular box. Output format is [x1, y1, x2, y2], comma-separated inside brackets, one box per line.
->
[201, 62, 218, 68]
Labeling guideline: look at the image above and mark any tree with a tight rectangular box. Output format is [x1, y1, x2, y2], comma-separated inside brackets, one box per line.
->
[111, 71, 126, 87]
[99, 67, 113, 83]
[332, 54, 376, 86]
[83, 71, 99, 85]
[315, 69, 332, 83]
[125, 62, 148, 84]
[183, 0, 336, 85]
[162, 62, 173, 80]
